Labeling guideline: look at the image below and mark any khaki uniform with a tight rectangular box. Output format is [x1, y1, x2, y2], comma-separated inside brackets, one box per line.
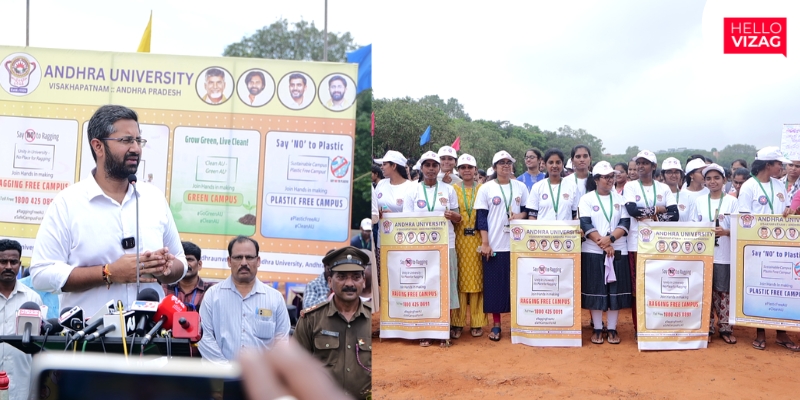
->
[295, 299, 372, 399]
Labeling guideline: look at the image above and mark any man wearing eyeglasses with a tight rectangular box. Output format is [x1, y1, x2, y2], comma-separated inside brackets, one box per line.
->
[295, 246, 372, 400]
[31, 105, 186, 316]
[162, 241, 214, 312]
[199, 236, 290, 363]
[0, 239, 42, 400]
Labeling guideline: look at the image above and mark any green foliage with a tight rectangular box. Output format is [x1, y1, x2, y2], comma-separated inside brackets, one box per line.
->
[223, 18, 358, 61]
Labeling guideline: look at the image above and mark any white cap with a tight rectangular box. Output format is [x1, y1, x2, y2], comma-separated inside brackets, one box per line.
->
[438, 146, 458, 159]
[756, 146, 790, 163]
[419, 151, 441, 165]
[685, 158, 707, 174]
[492, 150, 516, 165]
[592, 160, 616, 176]
[565, 158, 573, 169]
[360, 218, 372, 231]
[635, 149, 657, 164]
[457, 154, 477, 167]
[412, 160, 421, 171]
[486, 167, 495, 176]
[702, 163, 725, 177]
[661, 157, 682, 171]
[374, 150, 407, 166]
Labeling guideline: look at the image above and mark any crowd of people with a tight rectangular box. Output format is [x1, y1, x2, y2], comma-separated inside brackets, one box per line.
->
[369, 143, 800, 351]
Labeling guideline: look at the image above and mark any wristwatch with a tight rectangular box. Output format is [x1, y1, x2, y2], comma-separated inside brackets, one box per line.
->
[608, 235, 616, 243]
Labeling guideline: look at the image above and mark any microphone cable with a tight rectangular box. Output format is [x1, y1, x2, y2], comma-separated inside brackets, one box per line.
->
[117, 301, 128, 358]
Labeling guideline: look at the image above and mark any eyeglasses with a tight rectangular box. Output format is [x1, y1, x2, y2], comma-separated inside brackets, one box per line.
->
[100, 137, 147, 146]
[599, 175, 615, 181]
[0, 259, 20, 266]
[231, 255, 258, 262]
[496, 160, 513, 166]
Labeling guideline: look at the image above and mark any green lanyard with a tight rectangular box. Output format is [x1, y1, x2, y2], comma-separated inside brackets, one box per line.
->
[708, 194, 725, 221]
[595, 191, 613, 223]
[675, 190, 680, 205]
[499, 181, 513, 215]
[753, 176, 775, 213]
[547, 180, 562, 214]
[422, 181, 438, 212]
[461, 182, 476, 225]
[638, 180, 657, 208]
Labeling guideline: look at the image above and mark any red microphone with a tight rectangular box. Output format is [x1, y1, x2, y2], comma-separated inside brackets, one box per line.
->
[172, 311, 201, 341]
[142, 295, 187, 346]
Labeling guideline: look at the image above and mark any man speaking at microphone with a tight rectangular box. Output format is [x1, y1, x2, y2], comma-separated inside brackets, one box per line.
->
[31, 105, 186, 315]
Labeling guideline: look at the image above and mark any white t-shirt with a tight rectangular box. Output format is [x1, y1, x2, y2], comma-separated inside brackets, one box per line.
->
[677, 187, 709, 222]
[403, 181, 459, 249]
[373, 179, 417, 247]
[737, 176, 789, 214]
[578, 191, 630, 255]
[474, 180, 529, 252]
[573, 175, 588, 200]
[526, 177, 579, 221]
[688, 194, 738, 264]
[623, 180, 677, 252]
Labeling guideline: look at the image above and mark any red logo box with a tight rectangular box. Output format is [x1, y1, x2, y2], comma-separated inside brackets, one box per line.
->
[724, 18, 787, 57]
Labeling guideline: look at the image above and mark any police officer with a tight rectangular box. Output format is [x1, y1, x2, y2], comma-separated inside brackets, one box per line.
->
[294, 247, 372, 400]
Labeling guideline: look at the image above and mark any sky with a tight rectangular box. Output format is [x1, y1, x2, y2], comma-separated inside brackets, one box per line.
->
[1, 0, 799, 154]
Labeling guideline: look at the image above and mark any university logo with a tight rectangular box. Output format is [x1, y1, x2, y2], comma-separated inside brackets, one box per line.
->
[657, 195, 663, 202]
[740, 214, 755, 228]
[542, 194, 548, 200]
[491, 196, 502, 205]
[416, 200, 427, 209]
[635, 195, 641, 202]
[1, 53, 41, 96]
[396, 199, 403, 206]
[382, 220, 393, 234]
[758, 195, 768, 205]
[679, 204, 686, 211]
[563, 193, 569, 200]
[511, 226, 524, 241]
[377, 192, 383, 199]
[640, 228, 653, 242]
[777, 193, 785, 202]
[592, 205, 600, 212]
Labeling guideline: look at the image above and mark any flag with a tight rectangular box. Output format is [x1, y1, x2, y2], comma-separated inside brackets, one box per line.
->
[420, 126, 431, 146]
[346, 44, 372, 94]
[451, 136, 461, 151]
[370, 111, 375, 137]
[137, 11, 152, 53]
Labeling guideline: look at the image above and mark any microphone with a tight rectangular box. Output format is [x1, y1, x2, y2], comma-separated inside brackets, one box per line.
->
[59, 306, 84, 332]
[16, 302, 42, 345]
[132, 288, 160, 335]
[70, 313, 105, 342]
[172, 311, 201, 341]
[41, 318, 64, 335]
[85, 324, 116, 342]
[142, 295, 187, 346]
[128, 173, 141, 292]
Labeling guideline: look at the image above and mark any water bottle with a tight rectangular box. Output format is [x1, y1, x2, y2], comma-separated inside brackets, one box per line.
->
[0, 371, 9, 400]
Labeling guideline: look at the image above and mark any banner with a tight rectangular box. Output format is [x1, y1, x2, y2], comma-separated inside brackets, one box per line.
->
[730, 214, 800, 331]
[780, 124, 800, 161]
[636, 222, 714, 350]
[0, 46, 358, 285]
[379, 212, 449, 340]
[509, 220, 581, 347]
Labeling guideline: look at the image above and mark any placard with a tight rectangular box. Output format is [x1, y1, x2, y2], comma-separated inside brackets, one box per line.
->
[730, 214, 800, 331]
[379, 212, 450, 340]
[510, 220, 581, 347]
[636, 222, 714, 350]
[780, 124, 800, 162]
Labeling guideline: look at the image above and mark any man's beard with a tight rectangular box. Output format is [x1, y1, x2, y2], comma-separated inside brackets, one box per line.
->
[291, 90, 303, 99]
[248, 85, 263, 95]
[104, 144, 139, 180]
[330, 90, 344, 101]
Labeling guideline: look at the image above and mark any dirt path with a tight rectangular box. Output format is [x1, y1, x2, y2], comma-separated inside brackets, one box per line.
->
[372, 311, 800, 399]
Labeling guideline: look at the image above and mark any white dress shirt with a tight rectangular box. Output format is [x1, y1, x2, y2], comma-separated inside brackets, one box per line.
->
[30, 170, 187, 315]
[199, 277, 291, 363]
[0, 282, 43, 400]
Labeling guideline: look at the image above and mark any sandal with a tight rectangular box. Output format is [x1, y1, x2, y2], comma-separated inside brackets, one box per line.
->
[719, 332, 737, 345]
[440, 339, 452, 348]
[591, 329, 604, 344]
[420, 339, 432, 347]
[489, 327, 501, 342]
[372, 328, 380, 338]
[751, 338, 766, 350]
[776, 340, 800, 352]
[450, 327, 463, 339]
[607, 329, 620, 344]
[471, 328, 483, 337]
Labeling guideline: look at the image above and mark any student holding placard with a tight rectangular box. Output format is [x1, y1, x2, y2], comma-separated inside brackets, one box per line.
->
[688, 163, 739, 344]
[404, 151, 461, 347]
[475, 151, 529, 342]
[527, 149, 579, 221]
[623, 150, 679, 336]
[737, 146, 798, 351]
[578, 161, 631, 345]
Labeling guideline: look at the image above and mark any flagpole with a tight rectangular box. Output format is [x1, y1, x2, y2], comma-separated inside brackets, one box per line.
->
[323, 0, 328, 61]
[26, 0, 30, 46]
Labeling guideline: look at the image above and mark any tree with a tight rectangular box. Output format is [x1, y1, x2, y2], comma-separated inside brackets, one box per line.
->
[543, 125, 605, 161]
[418, 95, 471, 121]
[717, 144, 757, 167]
[223, 19, 358, 62]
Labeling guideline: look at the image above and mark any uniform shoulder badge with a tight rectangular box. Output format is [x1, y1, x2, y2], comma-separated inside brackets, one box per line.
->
[300, 300, 329, 318]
